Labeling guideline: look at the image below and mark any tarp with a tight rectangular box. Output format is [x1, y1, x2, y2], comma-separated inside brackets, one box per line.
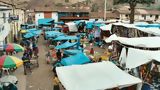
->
[54, 22, 64, 25]
[38, 18, 53, 25]
[136, 24, 160, 28]
[136, 27, 160, 36]
[125, 48, 160, 69]
[105, 34, 160, 48]
[65, 22, 78, 32]
[28, 30, 42, 35]
[64, 50, 82, 55]
[105, 34, 118, 43]
[56, 61, 142, 90]
[55, 41, 77, 49]
[54, 35, 78, 41]
[60, 53, 91, 66]
[86, 22, 94, 29]
[45, 31, 64, 38]
[94, 23, 105, 28]
[100, 24, 112, 31]
[23, 32, 35, 38]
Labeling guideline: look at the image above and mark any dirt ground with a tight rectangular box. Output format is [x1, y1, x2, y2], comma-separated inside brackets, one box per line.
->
[15, 35, 106, 90]
[26, 36, 54, 90]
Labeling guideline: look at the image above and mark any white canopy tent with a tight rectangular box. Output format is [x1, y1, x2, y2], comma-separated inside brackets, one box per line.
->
[136, 27, 160, 36]
[100, 24, 112, 31]
[65, 22, 78, 32]
[124, 48, 160, 69]
[56, 61, 142, 90]
[105, 34, 160, 48]
[112, 22, 160, 36]
[105, 34, 118, 43]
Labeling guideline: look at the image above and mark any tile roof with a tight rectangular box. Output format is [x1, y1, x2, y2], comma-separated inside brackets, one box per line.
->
[116, 6, 160, 15]
[35, 6, 90, 12]
[90, 11, 119, 19]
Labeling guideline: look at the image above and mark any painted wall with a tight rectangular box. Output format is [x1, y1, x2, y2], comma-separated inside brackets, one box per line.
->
[0, 7, 11, 50]
[52, 12, 58, 22]
[35, 12, 58, 25]
[35, 12, 44, 25]
[119, 14, 160, 21]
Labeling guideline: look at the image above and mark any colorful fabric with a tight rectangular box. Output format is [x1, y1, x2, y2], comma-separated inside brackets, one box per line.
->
[5, 43, 24, 52]
[0, 55, 23, 68]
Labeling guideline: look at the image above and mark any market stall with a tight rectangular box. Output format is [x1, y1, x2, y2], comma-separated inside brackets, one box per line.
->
[56, 61, 142, 90]
[60, 53, 91, 66]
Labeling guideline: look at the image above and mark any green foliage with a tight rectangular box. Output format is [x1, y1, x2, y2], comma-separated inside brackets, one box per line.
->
[113, 0, 155, 23]
[91, 3, 99, 12]
[158, 6, 160, 10]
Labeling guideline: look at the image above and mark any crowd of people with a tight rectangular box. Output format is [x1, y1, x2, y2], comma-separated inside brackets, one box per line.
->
[21, 37, 39, 75]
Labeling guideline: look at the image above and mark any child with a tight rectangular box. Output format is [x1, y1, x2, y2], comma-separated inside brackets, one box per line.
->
[90, 48, 94, 55]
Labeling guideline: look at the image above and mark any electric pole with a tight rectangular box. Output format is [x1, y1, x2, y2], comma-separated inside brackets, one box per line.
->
[104, 0, 107, 20]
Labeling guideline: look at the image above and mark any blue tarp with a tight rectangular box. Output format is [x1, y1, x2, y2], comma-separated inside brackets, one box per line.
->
[54, 35, 78, 41]
[30, 30, 42, 35]
[60, 53, 91, 66]
[55, 41, 77, 49]
[54, 22, 64, 25]
[136, 24, 160, 28]
[64, 50, 82, 55]
[86, 22, 94, 29]
[38, 18, 53, 25]
[27, 28, 37, 31]
[45, 31, 64, 38]
[24, 32, 35, 38]
[44, 28, 62, 31]
[94, 23, 106, 28]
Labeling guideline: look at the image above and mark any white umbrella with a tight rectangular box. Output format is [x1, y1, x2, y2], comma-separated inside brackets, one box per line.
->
[0, 75, 18, 85]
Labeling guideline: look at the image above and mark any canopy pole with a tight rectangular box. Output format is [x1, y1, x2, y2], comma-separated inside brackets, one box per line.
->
[77, 34, 81, 49]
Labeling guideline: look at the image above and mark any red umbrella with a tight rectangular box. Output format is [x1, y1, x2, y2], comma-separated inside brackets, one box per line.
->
[5, 43, 24, 52]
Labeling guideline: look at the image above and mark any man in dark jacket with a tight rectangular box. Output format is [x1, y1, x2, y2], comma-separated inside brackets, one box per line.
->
[56, 49, 62, 61]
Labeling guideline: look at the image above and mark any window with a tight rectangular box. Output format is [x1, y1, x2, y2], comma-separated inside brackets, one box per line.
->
[65, 0, 69, 2]
[155, 15, 159, 20]
[3, 13, 6, 23]
[142, 15, 146, 20]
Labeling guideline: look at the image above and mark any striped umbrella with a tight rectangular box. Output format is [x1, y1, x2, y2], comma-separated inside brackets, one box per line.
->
[0, 55, 23, 68]
[5, 43, 24, 52]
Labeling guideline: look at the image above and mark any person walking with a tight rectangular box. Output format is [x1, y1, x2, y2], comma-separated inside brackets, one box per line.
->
[56, 49, 62, 61]
[22, 51, 31, 75]
[53, 73, 60, 90]
[90, 48, 94, 55]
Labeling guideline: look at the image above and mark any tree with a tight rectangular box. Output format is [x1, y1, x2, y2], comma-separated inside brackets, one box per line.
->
[114, 0, 155, 23]
[91, 3, 99, 12]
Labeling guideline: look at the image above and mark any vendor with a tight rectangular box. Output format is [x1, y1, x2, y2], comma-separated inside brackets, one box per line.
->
[53, 73, 60, 90]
